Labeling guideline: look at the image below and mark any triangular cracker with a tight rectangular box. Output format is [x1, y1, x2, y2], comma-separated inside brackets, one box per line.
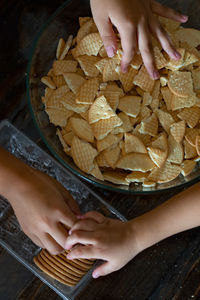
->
[63, 73, 85, 94]
[71, 136, 98, 173]
[76, 78, 99, 104]
[88, 95, 116, 124]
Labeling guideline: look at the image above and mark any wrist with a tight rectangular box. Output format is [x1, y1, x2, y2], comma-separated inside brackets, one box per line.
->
[0, 149, 34, 202]
[129, 215, 161, 253]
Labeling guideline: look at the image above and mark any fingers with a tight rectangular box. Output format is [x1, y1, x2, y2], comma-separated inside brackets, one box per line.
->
[150, 18, 181, 60]
[61, 188, 80, 216]
[67, 245, 103, 260]
[48, 222, 69, 249]
[93, 261, 114, 278]
[138, 20, 159, 80]
[69, 219, 99, 235]
[151, 0, 188, 23]
[65, 230, 97, 250]
[42, 233, 64, 255]
[30, 234, 45, 248]
[80, 211, 105, 224]
[117, 24, 138, 73]
[59, 204, 77, 229]
[94, 17, 117, 57]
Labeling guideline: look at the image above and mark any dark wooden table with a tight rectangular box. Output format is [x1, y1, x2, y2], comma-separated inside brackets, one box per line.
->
[1, 0, 200, 299]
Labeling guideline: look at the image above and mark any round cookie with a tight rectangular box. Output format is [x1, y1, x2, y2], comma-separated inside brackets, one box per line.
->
[77, 258, 95, 265]
[59, 253, 91, 271]
[34, 256, 76, 286]
[48, 251, 86, 276]
[40, 251, 81, 282]
[43, 249, 84, 277]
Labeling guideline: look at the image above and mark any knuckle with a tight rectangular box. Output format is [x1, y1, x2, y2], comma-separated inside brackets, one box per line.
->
[47, 247, 60, 255]
[139, 14, 147, 25]
[39, 215, 51, 229]
[98, 268, 106, 276]
[93, 232, 103, 244]
[73, 231, 81, 240]
[123, 48, 136, 59]
[142, 47, 152, 57]
[22, 227, 29, 236]
[74, 247, 83, 256]
[159, 25, 167, 36]
[54, 207, 65, 218]
[123, 19, 134, 29]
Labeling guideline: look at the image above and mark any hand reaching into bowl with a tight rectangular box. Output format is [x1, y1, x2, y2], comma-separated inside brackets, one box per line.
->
[90, 0, 188, 79]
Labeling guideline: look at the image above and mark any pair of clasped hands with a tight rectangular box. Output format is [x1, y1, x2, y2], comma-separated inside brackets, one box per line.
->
[6, 0, 190, 280]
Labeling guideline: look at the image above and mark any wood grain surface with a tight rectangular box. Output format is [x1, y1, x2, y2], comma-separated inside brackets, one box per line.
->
[0, 0, 200, 299]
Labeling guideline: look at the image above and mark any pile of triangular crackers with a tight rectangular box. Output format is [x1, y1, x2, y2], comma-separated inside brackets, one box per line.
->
[41, 16, 200, 187]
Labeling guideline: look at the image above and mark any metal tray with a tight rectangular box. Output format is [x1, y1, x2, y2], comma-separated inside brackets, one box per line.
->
[0, 120, 126, 300]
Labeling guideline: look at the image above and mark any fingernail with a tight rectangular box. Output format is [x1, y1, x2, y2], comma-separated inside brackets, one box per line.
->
[74, 210, 81, 216]
[174, 51, 181, 60]
[153, 71, 160, 80]
[180, 15, 188, 22]
[106, 46, 115, 58]
[76, 215, 84, 220]
[68, 229, 72, 235]
[121, 63, 128, 73]
[92, 272, 100, 279]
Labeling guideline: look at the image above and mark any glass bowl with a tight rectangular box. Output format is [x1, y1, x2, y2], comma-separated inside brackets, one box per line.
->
[27, 0, 200, 194]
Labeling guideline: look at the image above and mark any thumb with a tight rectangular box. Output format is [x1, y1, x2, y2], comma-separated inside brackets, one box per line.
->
[58, 184, 80, 216]
[95, 17, 118, 57]
[92, 261, 114, 278]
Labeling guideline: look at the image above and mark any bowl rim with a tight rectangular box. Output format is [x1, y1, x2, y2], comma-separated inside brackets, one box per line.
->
[26, 0, 200, 195]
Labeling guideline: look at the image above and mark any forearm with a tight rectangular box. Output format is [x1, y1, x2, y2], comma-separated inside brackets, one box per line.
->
[0, 147, 31, 201]
[132, 182, 200, 251]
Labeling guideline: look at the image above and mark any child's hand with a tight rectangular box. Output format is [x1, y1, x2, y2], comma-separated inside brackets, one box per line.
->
[9, 167, 80, 255]
[65, 211, 140, 278]
[90, 0, 188, 78]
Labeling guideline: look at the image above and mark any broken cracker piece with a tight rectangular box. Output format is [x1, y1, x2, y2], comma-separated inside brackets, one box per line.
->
[76, 78, 99, 104]
[71, 136, 98, 173]
[104, 145, 121, 168]
[177, 107, 200, 128]
[116, 153, 155, 172]
[89, 95, 116, 124]
[103, 171, 129, 185]
[170, 120, 185, 143]
[77, 55, 100, 77]
[124, 133, 147, 154]
[167, 134, 184, 164]
[183, 138, 197, 159]
[56, 38, 65, 60]
[133, 65, 155, 93]
[63, 73, 85, 94]
[139, 113, 158, 137]
[71, 117, 94, 143]
[60, 35, 73, 60]
[168, 71, 194, 98]
[53, 60, 77, 75]
[41, 76, 56, 89]
[90, 162, 104, 181]
[156, 109, 174, 134]
[118, 96, 141, 117]
[92, 116, 122, 140]
[75, 33, 103, 56]
[180, 160, 196, 176]
[148, 161, 180, 183]
[126, 171, 149, 183]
